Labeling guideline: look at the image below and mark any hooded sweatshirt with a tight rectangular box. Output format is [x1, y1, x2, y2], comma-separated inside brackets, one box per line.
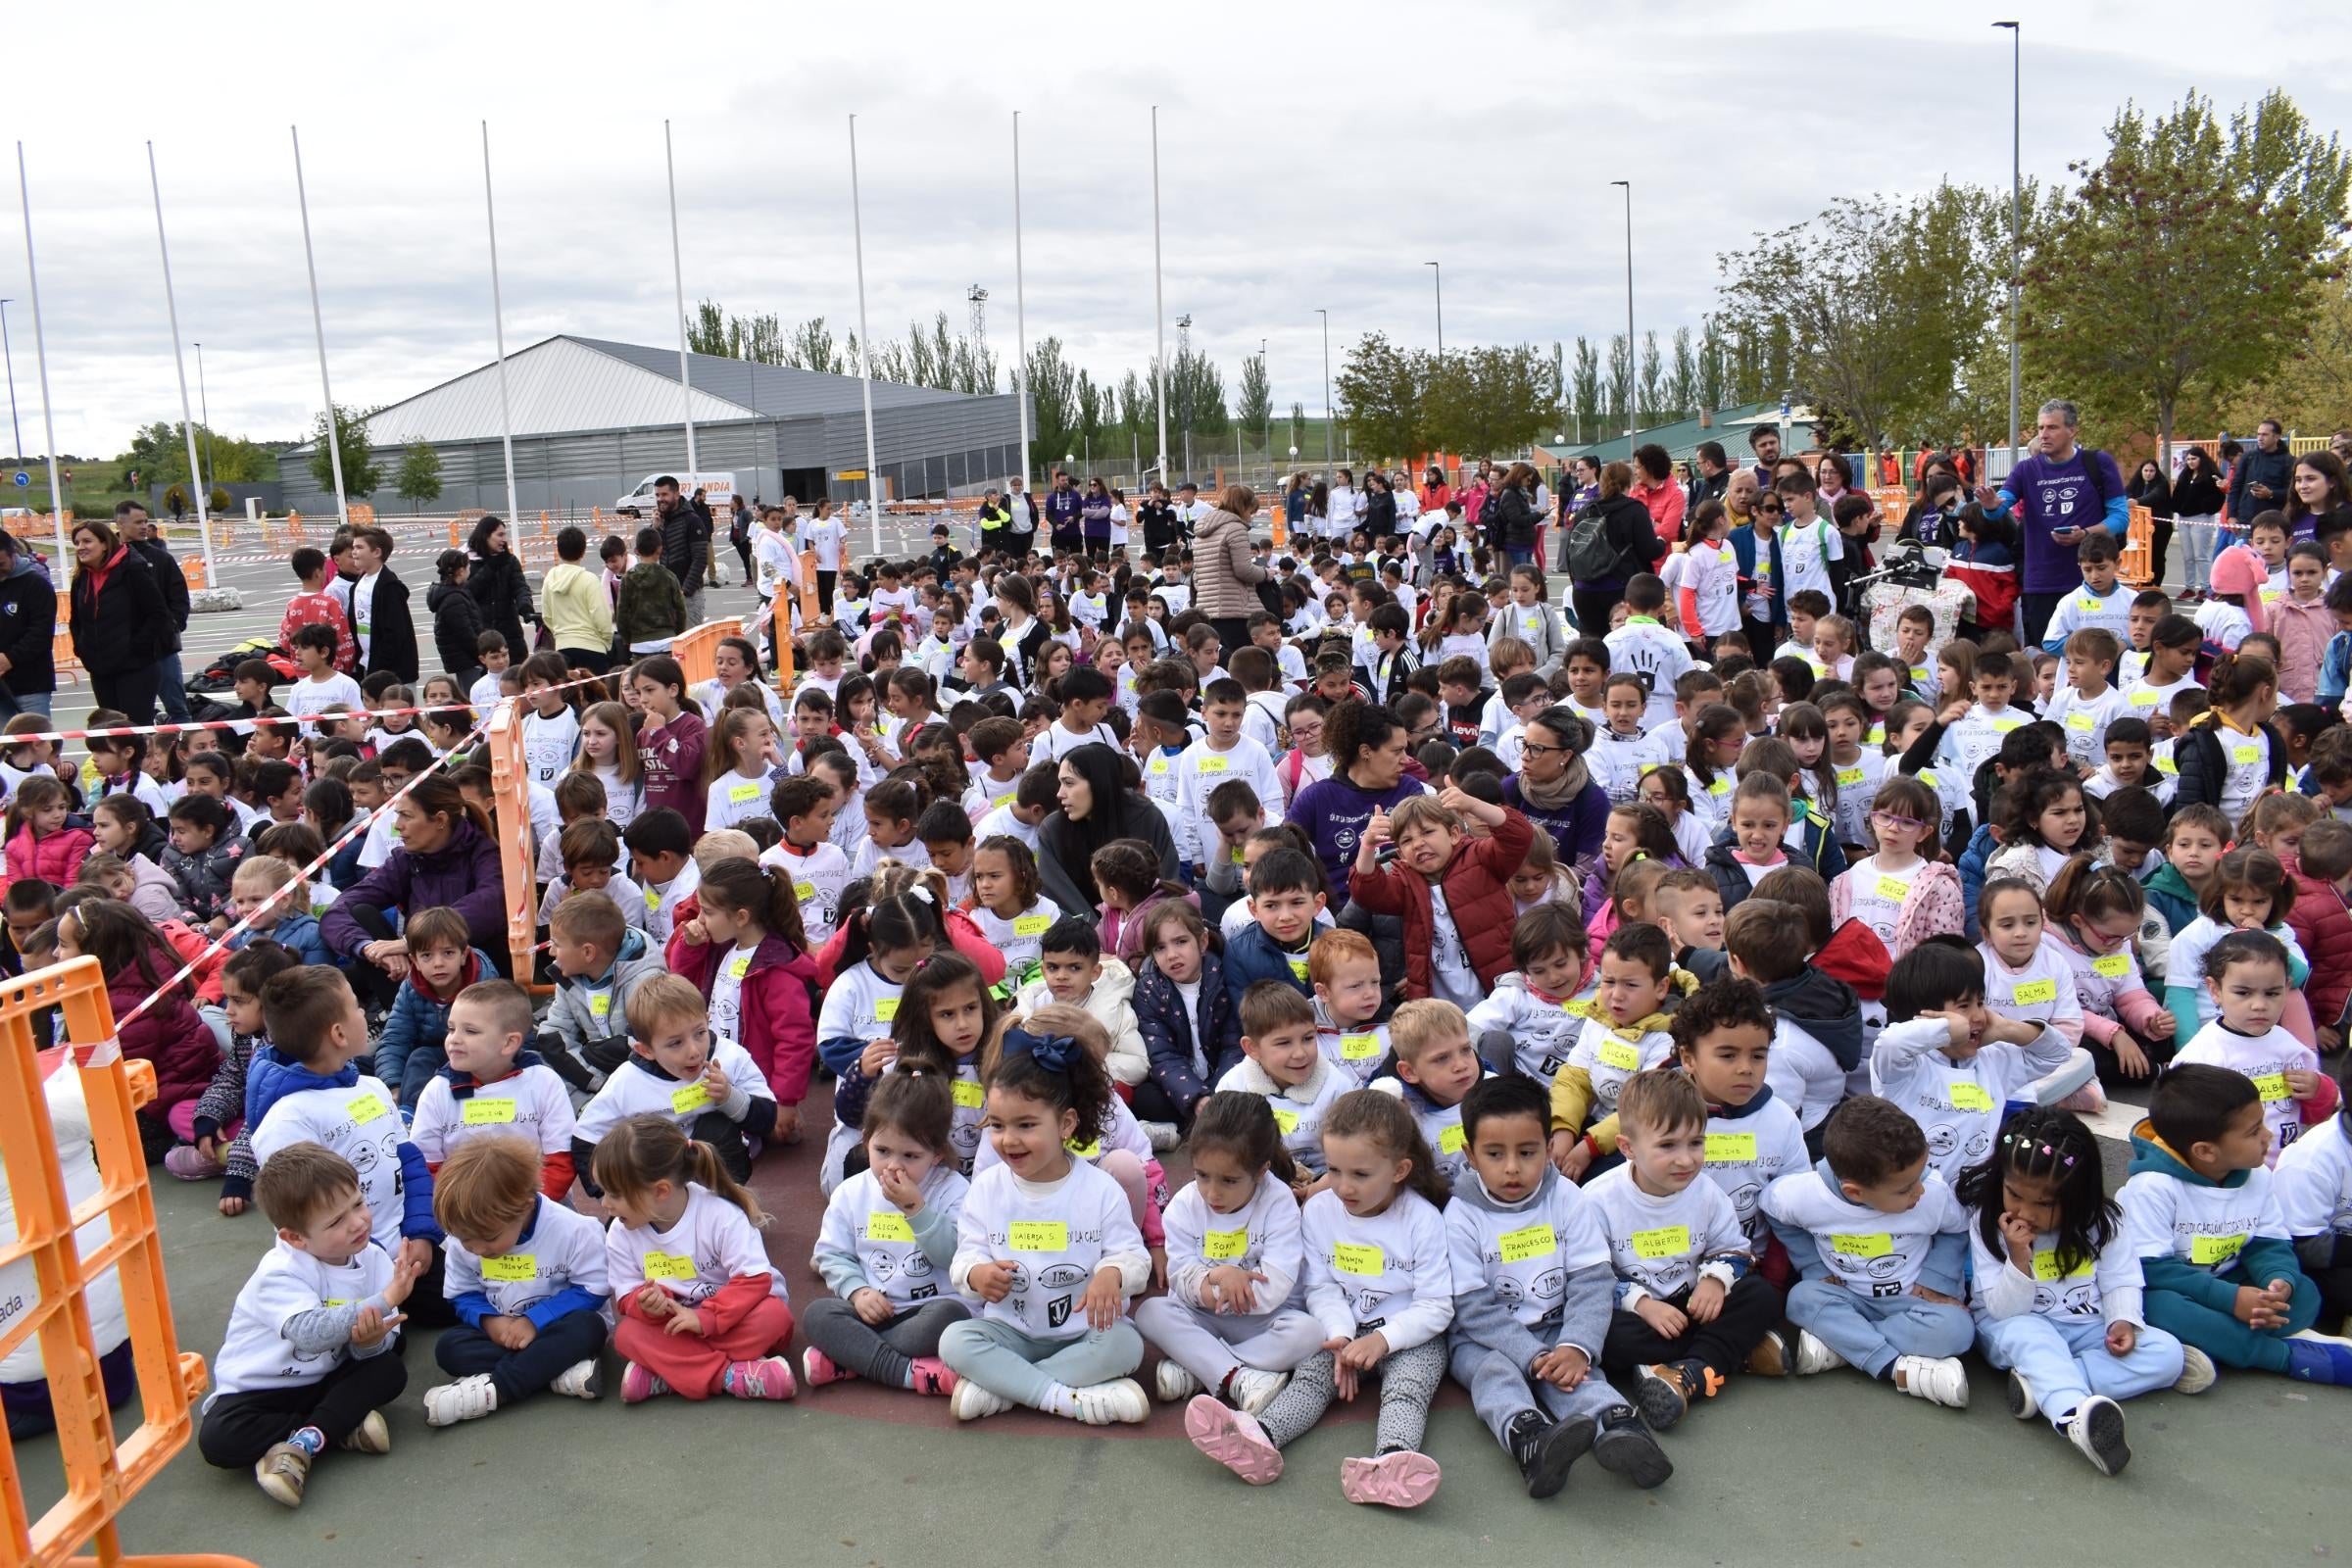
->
[546, 927, 668, 1067]
[2120, 1119, 2300, 1308]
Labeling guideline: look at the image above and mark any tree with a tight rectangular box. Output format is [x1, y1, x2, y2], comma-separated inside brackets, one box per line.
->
[1570, 338, 1601, 444]
[1606, 335, 1632, 430]
[309, 404, 380, 500]
[1696, 318, 1730, 414]
[395, 438, 444, 513]
[208, 485, 230, 514]
[2217, 276, 2352, 438]
[1075, 372, 1106, 467]
[1024, 337, 1079, 476]
[1639, 330, 1667, 427]
[119, 419, 272, 486]
[1237, 354, 1273, 437]
[1333, 331, 1423, 463]
[1425, 343, 1558, 460]
[1669, 327, 1697, 420]
[786, 318, 846, 375]
[1288, 401, 1306, 456]
[2026, 90, 2352, 463]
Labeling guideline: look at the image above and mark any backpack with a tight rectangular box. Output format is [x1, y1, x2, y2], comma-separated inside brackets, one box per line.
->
[1565, 503, 1626, 582]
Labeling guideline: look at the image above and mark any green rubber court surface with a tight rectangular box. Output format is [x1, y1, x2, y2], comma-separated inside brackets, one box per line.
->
[16, 1110, 2347, 1567]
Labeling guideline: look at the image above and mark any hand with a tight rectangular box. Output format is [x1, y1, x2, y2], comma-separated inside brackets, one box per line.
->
[967, 1260, 1015, 1302]
[1974, 483, 1999, 508]
[858, 1037, 898, 1076]
[1909, 1283, 1963, 1306]
[1203, 1265, 1264, 1316]
[873, 1161, 924, 1215]
[1081, 1265, 1125, 1331]
[195, 1133, 223, 1163]
[678, 917, 709, 948]
[1999, 1208, 2039, 1271]
[1325, 1336, 1360, 1401]
[349, 1303, 404, 1348]
[1365, 808, 1393, 848]
[634, 1284, 674, 1320]
[2106, 1321, 2138, 1356]
[484, 1314, 536, 1351]
[699, 1059, 730, 1102]
[1150, 1247, 1169, 1294]
[219, 1194, 248, 1217]
[1633, 1296, 1688, 1338]
[2321, 1025, 2345, 1054]
[1922, 1007, 1976, 1052]
[851, 1288, 896, 1327]
[1979, 1013, 2043, 1048]
[1554, 1135, 1594, 1183]
[663, 1306, 705, 1337]
[2285, 1068, 2323, 1101]
[2113, 1034, 2153, 1079]
[388, 1242, 432, 1305]
[1936, 696, 1971, 726]
[1529, 1345, 1591, 1391]
[2234, 1282, 2292, 1329]
[1686, 1277, 1727, 1324]
[773, 1102, 803, 1144]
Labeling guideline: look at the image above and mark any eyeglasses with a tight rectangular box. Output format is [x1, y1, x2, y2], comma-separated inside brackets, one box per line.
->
[1520, 741, 1570, 758]
[1870, 809, 1928, 834]
[1756, 503, 1785, 514]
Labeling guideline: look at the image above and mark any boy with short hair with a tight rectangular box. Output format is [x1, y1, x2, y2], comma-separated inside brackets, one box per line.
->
[1038, 664, 1120, 760]
[2121, 1062, 2352, 1386]
[540, 817, 650, 933]
[1436, 656, 1492, 748]
[1354, 602, 1417, 707]
[1650, 869, 1727, 964]
[1772, 471, 1842, 607]
[2143, 805, 2231, 948]
[1374, 998, 1491, 1189]
[469, 632, 511, 710]
[1893, 606, 1938, 702]
[975, 760, 1058, 852]
[283, 623, 364, 731]
[544, 890, 666, 1083]
[1350, 787, 1535, 1010]
[2047, 627, 2129, 770]
[1468, 903, 1594, 1086]
[1873, 942, 2072, 1181]
[1442, 1075, 1672, 1497]
[1308, 927, 1389, 1088]
[569, 972, 776, 1188]
[1558, 639, 1607, 730]
[1784, 590, 1832, 672]
[1588, 674, 1671, 805]
[961, 716, 1035, 815]
[2119, 588, 2172, 688]
[419, 1133, 611, 1426]
[1547, 923, 1679, 1178]
[1011, 915, 1150, 1091]
[1134, 690, 1194, 812]
[409, 980, 577, 1198]
[2041, 530, 2134, 652]
[917, 800, 977, 906]
[199, 1143, 425, 1507]
[1221, 849, 1328, 1011]
[761, 775, 852, 946]
[2085, 717, 2176, 808]
[1215, 979, 1348, 1183]
[280, 546, 359, 673]
[1200, 779, 1264, 915]
[1936, 650, 2028, 782]
[1603, 574, 1693, 730]
[620, 808, 701, 944]
[1760, 1095, 1974, 1406]
[1175, 679, 1285, 881]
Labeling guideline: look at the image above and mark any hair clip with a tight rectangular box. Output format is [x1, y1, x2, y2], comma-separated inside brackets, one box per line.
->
[908, 884, 934, 906]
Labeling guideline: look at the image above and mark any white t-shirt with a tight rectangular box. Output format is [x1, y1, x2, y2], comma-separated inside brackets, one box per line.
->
[1215, 1057, 1349, 1175]
[2120, 1161, 2287, 1281]
[760, 839, 853, 948]
[968, 898, 1065, 983]
[1975, 939, 2085, 1040]
[572, 1042, 768, 1147]
[443, 1195, 612, 1323]
[952, 1159, 1146, 1342]
[1425, 885, 1484, 1011]
[704, 769, 774, 833]
[1584, 1164, 1748, 1301]
[1467, 977, 1589, 1085]
[2046, 684, 2131, 771]
[410, 1061, 574, 1167]
[210, 1238, 395, 1400]
[285, 671, 365, 731]
[1298, 1186, 1453, 1349]
[604, 1183, 787, 1307]
[1841, 855, 1918, 950]
[521, 707, 582, 786]
[250, 1078, 409, 1251]
[2276, 1113, 2352, 1238]
[1441, 1172, 1612, 1338]
[1775, 515, 1843, 598]
[1696, 1096, 1810, 1251]
[2174, 1018, 2320, 1159]
[813, 1165, 971, 1311]
[1869, 1017, 2072, 1180]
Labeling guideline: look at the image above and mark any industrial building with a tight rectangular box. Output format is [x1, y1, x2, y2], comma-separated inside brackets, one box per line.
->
[276, 334, 1027, 515]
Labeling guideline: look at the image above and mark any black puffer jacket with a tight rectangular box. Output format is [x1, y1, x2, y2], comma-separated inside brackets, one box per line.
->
[1572, 492, 1665, 587]
[467, 548, 534, 654]
[1491, 483, 1540, 551]
[428, 580, 484, 677]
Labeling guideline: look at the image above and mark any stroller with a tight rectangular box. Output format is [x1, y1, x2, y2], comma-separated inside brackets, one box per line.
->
[186, 636, 299, 695]
[1854, 537, 1976, 664]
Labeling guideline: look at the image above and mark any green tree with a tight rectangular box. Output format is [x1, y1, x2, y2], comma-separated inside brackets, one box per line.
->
[1669, 327, 1697, 419]
[2026, 89, 2352, 462]
[785, 318, 846, 375]
[208, 485, 230, 514]
[1237, 354, 1273, 435]
[1074, 372, 1106, 468]
[395, 438, 444, 513]
[1288, 400, 1305, 456]
[1333, 331, 1423, 462]
[309, 404, 380, 501]
[1569, 338, 1601, 444]
[1639, 330, 1667, 426]
[119, 420, 272, 486]
[1425, 343, 1558, 460]
[1605, 335, 1632, 430]
[1024, 337, 1079, 476]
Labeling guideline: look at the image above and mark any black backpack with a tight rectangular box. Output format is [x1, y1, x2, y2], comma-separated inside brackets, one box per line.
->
[1565, 501, 1627, 581]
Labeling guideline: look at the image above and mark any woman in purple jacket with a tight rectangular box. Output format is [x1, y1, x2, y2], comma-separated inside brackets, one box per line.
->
[1500, 707, 1610, 875]
[321, 775, 507, 1006]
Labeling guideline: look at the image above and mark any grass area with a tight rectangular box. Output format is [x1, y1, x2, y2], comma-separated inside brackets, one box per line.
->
[0, 457, 143, 516]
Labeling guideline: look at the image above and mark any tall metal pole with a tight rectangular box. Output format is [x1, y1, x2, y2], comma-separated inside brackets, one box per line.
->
[664, 120, 699, 479]
[849, 115, 884, 556]
[1318, 309, 1332, 470]
[195, 341, 214, 494]
[1012, 112, 1031, 487]
[290, 126, 351, 528]
[0, 299, 20, 462]
[482, 122, 521, 523]
[1996, 21, 2022, 474]
[15, 146, 70, 572]
[1612, 180, 1634, 439]
[1426, 262, 1443, 360]
[1151, 107, 1168, 486]
[146, 141, 214, 581]
[1261, 336, 1270, 482]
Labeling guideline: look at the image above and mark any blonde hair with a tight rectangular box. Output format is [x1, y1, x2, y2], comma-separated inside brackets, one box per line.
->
[231, 853, 304, 899]
[693, 828, 760, 871]
[1389, 998, 1469, 1064]
[432, 1135, 540, 1243]
[1387, 793, 1460, 840]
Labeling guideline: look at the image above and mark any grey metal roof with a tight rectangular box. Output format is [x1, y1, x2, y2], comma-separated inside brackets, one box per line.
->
[566, 336, 965, 416]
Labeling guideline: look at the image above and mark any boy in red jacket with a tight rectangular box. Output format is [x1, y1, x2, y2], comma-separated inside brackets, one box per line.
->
[2285, 818, 2352, 1053]
[1348, 785, 1536, 1005]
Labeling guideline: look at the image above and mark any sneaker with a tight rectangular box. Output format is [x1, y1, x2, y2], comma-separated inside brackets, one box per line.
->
[1341, 1449, 1441, 1509]
[337, 1410, 391, 1454]
[1791, 1330, 1847, 1376]
[1745, 1330, 1788, 1378]
[1893, 1354, 1970, 1409]
[1227, 1367, 1287, 1415]
[551, 1359, 601, 1400]
[1509, 1411, 1594, 1500]
[619, 1363, 671, 1404]
[2284, 1337, 2352, 1386]
[1155, 1358, 1202, 1402]
[802, 1347, 854, 1389]
[1140, 1118, 1182, 1152]
[2004, 1370, 2037, 1421]
[1591, 1405, 1673, 1490]
[2065, 1395, 2130, 1476]
[721, 1356, 797, 1400]
[2291, 1326, 2352, 1348]
[423, 1375, 499, 1427]
[1070, 1377, 1150, 1426]
[1633, 1364, 1690, 1432]
[950, 1380, 1013, 1421]
[2174, 1346, 2219, 1395]
[163, 1143, 226, 1181]
[254, 1443, 312, 1508]
[907, 1356, 957, 1396]
[1185, 1394, 1283, 1485]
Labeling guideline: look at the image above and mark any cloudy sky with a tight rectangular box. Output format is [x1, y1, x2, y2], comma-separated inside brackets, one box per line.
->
[4, 0, 2345, 459]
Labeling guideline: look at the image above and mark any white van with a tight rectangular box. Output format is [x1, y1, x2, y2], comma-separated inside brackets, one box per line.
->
[612, 471, 736, 514]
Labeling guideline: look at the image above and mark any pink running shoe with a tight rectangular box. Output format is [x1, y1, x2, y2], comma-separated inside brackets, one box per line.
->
[722, 1357, 798, 1400]
[164, 1144, 226, 1181]
[619, 1364, 670, 1404]
[801, 1347, 854, 1389]
[1185, 1394, 1283, 1485]
[1341, 1450, 1442, 1509]
[907, 1357, 958, 1396]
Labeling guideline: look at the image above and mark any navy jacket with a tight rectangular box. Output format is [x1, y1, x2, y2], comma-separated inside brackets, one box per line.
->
[1135, 952, 1243, 1109]
[1222, 922, 1313, 1017]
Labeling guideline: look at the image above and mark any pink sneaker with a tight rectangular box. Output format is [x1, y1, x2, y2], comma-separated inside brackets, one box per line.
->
[722, 1357, 798, 1400]
[1185, 1394, 1283, 1485]
[164, 1144, 226, 1181]
[619, 1364, 670, 1404]
[801, 1347, 854, 1389]
[907, 1357, 958, 1396]
[1341, 1450, 1442, 1509]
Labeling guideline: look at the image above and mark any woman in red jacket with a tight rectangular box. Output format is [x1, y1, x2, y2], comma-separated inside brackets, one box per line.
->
[1348, 785, 1536, 1004]
[58, 898, 220, 1160]
[665, 858, 820, 1146]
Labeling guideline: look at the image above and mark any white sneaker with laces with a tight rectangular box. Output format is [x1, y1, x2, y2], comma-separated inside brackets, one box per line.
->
[1893, 1354, 1970, 1409]
[2065, 1395, 2130, 1476]
[423, 1375, 499, 1427]
[1227, 1367, 1288, 1414]
[951, 1380, 1012, 1422]
[1791, 1330, 1847, 1376]
[1155, 1359, 1201, 1401]
[1070, 1378, 1150, 1426]
[2174, 1345, 2219, 1395]
[1140, 1119, 1182, 1153]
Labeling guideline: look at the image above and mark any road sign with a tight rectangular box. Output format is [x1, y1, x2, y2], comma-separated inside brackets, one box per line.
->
[836, 469, 868, 481]
[9, 472, 24, 489]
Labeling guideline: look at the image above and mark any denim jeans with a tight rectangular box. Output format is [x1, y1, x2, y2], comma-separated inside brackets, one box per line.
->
[0, 688, 51, 718]
[155, 652, 191, 722]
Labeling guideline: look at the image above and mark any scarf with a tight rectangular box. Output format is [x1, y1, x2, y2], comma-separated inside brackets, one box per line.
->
[1516, 752, 1592, 811]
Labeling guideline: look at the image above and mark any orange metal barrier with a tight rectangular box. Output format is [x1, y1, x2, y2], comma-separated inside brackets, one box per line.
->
[0, 957, 255, 1568]
[2122, 504, 2155, 589]
[671, 618, 743, 690]
[482, 702, 545, 992]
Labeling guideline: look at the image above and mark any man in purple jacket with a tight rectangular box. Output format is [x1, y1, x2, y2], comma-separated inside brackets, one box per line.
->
[1044, 468, 1083, 555]
[1974, 398, 2127, 647]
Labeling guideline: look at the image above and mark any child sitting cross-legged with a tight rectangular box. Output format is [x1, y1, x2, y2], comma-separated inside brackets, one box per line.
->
[1549, 922, 1681, 1181]
[172, 940, 298, 1205]
[408, 979, 577, 1200]
[570, 973, 777, 1192]
[542, 890, 667, 1092]
[419, 1134, 611, 1427]
[1372, 999, 1492, 1191]
[1131, 899, 1242, 1134]
[199, 1144, 428, 1509]
[1217, 979, 1350, 1195]
[1873, 938, 2075, 1182]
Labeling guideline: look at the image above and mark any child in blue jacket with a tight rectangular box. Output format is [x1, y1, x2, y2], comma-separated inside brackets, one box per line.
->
[1130, 901, 1243, 1128]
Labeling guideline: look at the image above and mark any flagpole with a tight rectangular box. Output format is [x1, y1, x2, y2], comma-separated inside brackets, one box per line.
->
[146, 141, 214, 583]
[664, 120, 698, 479]
[290, 125, 350, 528]
[482, 122, 520, 523]
[1012, 110, 1030, 488]
[1151, 106, 1167, 486]
[14, 143, 69, 576]
[849, 114, 883, 557]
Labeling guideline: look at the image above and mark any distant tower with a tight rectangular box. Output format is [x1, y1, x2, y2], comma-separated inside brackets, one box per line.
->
[967, 284, 988, 343]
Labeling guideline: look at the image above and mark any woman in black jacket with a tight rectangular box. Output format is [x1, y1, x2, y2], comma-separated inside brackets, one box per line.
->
[1035, 743, 1179, 918]
[1362, 471, 1398, 541]
[428, 548, 485, 686]
[2172, 446, 2227, 599]
[67, 520, 169, 722]
[1566, 459, 1665, 635]
[1492, 462, 1543, 566]
[466, 514, 535, 656]
[2129, 458, 2175, 592]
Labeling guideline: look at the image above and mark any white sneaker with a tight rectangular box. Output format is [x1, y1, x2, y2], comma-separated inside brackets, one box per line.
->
[2004, 1370, 2037, 1420]
[422, 1375, 499, 1427]
[1070, 1377, 1150, 1426]
[1155, 1359, 1202, 1401]
[950, 1380, 1012, 1422]
[2174, 1346, 2219, 1395]
[551, 1359, 602, 1400]
[2065, 1395, 2130, 1476]
[1893, 1354, 1970, 1409]
[1791, 1330, 1847, 1376]
[1227, 1367, 1288, 1415]
[1140, 1119, 1182, 1153]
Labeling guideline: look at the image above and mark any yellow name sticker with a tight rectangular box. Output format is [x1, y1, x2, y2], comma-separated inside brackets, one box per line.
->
[1836, 766, 1865, 788]
[1008, 1222, 1068, 1252]
[1203, 1228, 1249, 1261]
[1013, 914, 1053, 938]
[461, 1098, 517, 1126]
[643, 1252, 696, 1282]
[2032, 1249, 2093, 1283]
[1065, 1138, 1102, 1159]
[481, 1253, 537, 1283]
[1597, 1038, 1642, 1072]
[873, 997, 900, 1023]
[1271, 1107, 1300, 1135]
[1440, 1124, 1468, 1155]
[724, 954, 752, 982]
[730, 782, 760, 804]
[2066, 712, 2095, 731]
[1705, 1132, 1756, 1162]
[670, 1083, 710, 1115]
[1198, 755, 1229, 774]
[1631, 1226, 1691, 1261]
[2091, 953, 2132, 979]
[2189, 1232, 2247, 1267]
[589, 993, 612, 1019]
[1875, 875, 1910, 902]
[793, 880, 817, 902]
[645, 890, 662, 910]
[2130, 688, 2159, 707]
[1287, 956, 1310, 982]
[1333, 1242, 1386, 1276]
[347, 1093, 388, 1126]
[1340, 1032, 1383, 1060]
[1832, 1232, 1893, 1259]
[1498, 1224, 1557, 1263]
[1710, 775, 1732, 797]
[2231, 744, 2262, 766]
[953, 1079, 986, 1108]
[2011, 979, 2058, 1006]
[864, 1212, 916, 1244]
[1947, 1083, 1995, 1113]
[2253, 1072, 2290, 1102]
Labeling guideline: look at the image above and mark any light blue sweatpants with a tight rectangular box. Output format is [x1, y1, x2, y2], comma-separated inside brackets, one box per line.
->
[938, 1316, 1144, 1410]
[1786, 1279, 1973, 1379]
[1448, 1339, 1625, 1448]
[1134, 1298, 1325, 1390]
[1975, 1311, 2184, 1426]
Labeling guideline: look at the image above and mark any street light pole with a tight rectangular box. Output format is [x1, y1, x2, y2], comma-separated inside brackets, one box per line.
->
[0, 299, 19, 462]
[1317, 308, 1332, 471]
[1426, 262, 1443, 360]
[1611, 180, 1634, 440]
[195, 340, 214, 495]
[1995, 20, 2022, 475]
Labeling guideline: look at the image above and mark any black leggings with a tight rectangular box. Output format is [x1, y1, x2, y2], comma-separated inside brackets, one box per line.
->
[1127, 1077, 1186, 1126]
[88, 665, 162, 727]
[1570, 587, 1618, 637]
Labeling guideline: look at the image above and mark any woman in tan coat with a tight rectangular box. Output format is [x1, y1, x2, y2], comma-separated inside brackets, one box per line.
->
[1190, 483, 1270, 656]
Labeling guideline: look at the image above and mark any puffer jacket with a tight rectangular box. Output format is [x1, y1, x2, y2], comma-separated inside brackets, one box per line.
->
[1190, 507, 1269, 620]
[545, 927, 667, 1061]
[1133, 951, 1243, 1111]
[1348, 807, 1537, 1000]
[427, 580, 484, 677]
[1012, 956, 1150, 1087]
[2286, 868, 2352, 1033]
[2269, 593, 2332, 704]
[109, 965, 218, 1120]
[667, 928, 820, 1106]
[376, 946, 496, 1104]
[1490, 482, 1540, 551]
[5, 824, 92, 892]
[163, 835, 247, 923]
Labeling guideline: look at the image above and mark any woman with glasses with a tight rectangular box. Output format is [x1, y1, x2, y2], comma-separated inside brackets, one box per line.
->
[1498, 706, 1610, 873]
[1729, 476, 1786, 659]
